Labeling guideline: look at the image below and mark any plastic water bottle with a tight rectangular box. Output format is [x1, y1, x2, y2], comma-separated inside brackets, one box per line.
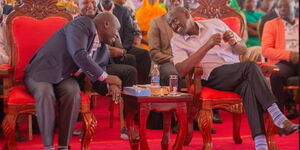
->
[150, 64, 161, 96]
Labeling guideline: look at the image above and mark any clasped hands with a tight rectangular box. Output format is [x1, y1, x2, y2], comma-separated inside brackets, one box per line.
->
[104, 75, 122, 104]
[205, 30, 237, 49]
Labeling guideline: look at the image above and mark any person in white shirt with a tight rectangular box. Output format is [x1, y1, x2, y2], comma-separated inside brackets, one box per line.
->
[168, 7, 298, 150]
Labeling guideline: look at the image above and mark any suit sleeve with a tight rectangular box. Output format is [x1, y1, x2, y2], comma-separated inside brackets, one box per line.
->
[261, 21, 291, 61]
[121, 8, 134, 50]
[148, 19, 173, 64]
[65, 19, 107, 82]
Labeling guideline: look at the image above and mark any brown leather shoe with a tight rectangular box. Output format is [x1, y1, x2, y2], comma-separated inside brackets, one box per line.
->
[278, 120, 299, 136]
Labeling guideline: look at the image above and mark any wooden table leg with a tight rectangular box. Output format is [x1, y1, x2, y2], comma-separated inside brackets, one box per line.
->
[232, 113, 242, 144]
[198, 102, 213, 150]
[173, 103, 187, 150]
[184, 102, 199, 145]
[161, 111, 172, 150]
[139, 103, 150, 150]
[126, 101, 139, 150]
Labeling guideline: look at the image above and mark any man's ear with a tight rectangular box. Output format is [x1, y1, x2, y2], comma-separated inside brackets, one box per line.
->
[184, 9, 190, 19]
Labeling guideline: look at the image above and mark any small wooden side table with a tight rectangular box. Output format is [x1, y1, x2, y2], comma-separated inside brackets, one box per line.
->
[122, 92, 193, 150]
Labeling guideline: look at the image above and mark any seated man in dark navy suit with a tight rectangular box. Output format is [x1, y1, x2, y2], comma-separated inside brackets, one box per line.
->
[24, 13, 122, 150]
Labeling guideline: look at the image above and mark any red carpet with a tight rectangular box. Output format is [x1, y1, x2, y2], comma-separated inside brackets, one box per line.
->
[0, 96, 298, 150]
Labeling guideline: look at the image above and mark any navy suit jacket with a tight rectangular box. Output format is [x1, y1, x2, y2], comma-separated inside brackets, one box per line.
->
[25, 16, 110, 84]
[113, 4, 134, 50]
[2, 4, 13, 15]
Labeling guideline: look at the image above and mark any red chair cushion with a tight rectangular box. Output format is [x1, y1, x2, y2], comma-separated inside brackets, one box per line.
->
[12, 16, 69, 81]
[193, 17, 242, 36]
[189, 85, 242, 101]
[7, 85, 90, 104]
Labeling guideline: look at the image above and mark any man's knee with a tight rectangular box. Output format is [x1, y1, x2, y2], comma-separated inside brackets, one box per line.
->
[242, 61, 261, 72]
[34, 86, 56, 105]
[123, 65, 137, 86]
[57, 78, 81, 99]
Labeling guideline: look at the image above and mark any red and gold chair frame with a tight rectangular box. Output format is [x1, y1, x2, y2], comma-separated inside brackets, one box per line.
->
[0, 0, 97, 149]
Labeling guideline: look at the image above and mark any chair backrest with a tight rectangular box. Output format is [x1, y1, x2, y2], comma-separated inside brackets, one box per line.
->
[5, 0, 72, 83]
[191, 0, 245, 37]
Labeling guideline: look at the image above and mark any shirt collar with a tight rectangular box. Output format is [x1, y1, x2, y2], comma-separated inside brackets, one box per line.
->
[99, 3, 115, 13]
[182, 21, 205, 41]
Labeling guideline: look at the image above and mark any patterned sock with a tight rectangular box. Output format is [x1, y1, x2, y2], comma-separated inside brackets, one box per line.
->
[267, 103, 288, 128]
[44, 145, 54, 150]
[254, 135, 268, 150]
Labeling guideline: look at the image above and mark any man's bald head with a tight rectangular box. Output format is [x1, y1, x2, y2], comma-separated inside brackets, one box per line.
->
[167, 6, 190, 19]
[93, 12, 120, 45]
[167, 7, 194, 35]
[278, 0, 295, 22]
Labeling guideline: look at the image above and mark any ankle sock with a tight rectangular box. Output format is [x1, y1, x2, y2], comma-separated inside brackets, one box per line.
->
[254, 135, 268, 150]
[267, 103, 288, 128]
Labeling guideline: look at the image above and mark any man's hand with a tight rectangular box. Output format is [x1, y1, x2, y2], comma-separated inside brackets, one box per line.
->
[106, 84, 121, 104]
[104, 75, 122, 88]
[108, 46, 124, 58]
[205, 33, 222, 49]
[290, 51, 299, 64]
[223, 30, 236, 45]
[133, 37, 142, 48]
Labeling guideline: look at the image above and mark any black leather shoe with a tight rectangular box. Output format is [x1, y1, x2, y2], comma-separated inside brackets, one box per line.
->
[278, 120, 299, 136]
[286, 107, 298, 119]
[213, 110, 223, 124]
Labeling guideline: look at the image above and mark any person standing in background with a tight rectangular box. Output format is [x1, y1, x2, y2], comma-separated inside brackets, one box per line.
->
[136, 0, 167, 50]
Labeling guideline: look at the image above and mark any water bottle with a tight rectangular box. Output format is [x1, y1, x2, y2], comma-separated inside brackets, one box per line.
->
[150, 64, 161, 96]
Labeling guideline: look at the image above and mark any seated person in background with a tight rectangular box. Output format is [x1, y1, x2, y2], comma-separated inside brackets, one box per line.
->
[168, 7, 298, 150]
[258, 1, 279, 40]
[24, 13, 122, 150]
[257, 0, 276, 13]
[147, 0, 183, 130]
[243, 0, 265, 47]
[262, 0, 299, 119]
[230, 0, 263, 62]
[99, 0, 151, 84]
[148, 0, 182, 87]
[113, 0, 143, 48]
[136, 0, 167, 50]
[77, 0, 137, 139]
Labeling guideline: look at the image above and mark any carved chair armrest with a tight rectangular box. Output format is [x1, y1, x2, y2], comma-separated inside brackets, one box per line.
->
[84, 76, 92, 97]
[0, 64, 12, 78]
[0, 64, 12, 99]
[184, 65, 203, 107]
